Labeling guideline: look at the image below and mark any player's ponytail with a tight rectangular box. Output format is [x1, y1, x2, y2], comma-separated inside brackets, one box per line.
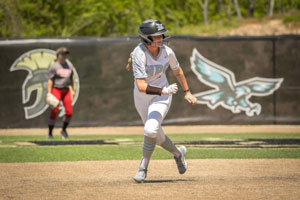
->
[125, 53, 133, 71]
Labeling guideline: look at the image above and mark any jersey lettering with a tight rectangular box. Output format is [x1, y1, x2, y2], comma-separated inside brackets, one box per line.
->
[146, 64, 164, 76]
[57, 68, 71, 78]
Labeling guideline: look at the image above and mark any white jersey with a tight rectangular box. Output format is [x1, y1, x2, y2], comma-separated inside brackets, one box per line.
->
[132, 43, 179, 88]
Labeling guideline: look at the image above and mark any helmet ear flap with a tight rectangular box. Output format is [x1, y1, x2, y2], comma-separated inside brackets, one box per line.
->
[147, 36, 153, 42]
[145, 36, 153, 45]
[163, 34, 171, 42]
[139, 36, 153, 45]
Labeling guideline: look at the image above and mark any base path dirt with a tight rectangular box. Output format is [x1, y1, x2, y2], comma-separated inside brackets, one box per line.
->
[0, 159, 299, 200]
[1, 125, 300, 135]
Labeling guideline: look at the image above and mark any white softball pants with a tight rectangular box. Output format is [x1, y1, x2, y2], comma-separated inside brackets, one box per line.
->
[134, 88, 172, 145]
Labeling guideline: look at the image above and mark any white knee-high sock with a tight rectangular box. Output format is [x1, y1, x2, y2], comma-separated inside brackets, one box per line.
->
[160, 136, 180, 158]
[140, 136, 156, 169]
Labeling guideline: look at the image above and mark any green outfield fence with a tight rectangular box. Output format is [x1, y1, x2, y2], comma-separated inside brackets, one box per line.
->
[0, 35, 299, 128]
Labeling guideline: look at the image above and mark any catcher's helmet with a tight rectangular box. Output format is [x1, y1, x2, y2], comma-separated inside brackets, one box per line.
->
[138, 19, 170, 45]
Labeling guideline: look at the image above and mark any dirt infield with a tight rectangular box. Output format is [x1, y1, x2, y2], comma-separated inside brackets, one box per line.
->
[1, 125, 300, 135]
[0, 159, 299, 200]
[1, 126, 299, 199]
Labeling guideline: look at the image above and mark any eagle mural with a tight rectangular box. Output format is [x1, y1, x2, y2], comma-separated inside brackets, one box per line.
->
[190, 48, 283, 117]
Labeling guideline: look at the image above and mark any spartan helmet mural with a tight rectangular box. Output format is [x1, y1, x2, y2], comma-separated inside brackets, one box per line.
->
[10, 49, 80, 119]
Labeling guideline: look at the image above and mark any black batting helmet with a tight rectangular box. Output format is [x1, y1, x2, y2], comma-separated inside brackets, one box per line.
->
[138, 19, 170, 45]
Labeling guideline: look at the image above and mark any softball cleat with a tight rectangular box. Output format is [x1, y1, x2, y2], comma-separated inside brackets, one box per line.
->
[174, 145, 187, 174]
[60, 130, 68, 139]
[133, 166, 147, 183]
[47, 135, 53, 139]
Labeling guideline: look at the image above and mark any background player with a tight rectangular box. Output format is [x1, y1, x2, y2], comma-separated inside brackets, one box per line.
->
[47, 47, 76, 139]
[131, 19, 197, 183]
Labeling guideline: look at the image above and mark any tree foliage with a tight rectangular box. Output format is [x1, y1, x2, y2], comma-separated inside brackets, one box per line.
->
[0, 0, 299, 38]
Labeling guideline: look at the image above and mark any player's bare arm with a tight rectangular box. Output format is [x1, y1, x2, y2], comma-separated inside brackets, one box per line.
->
[135, 78, 147, 93]
[172, 66, 197, 105]
[71, 79, 76, 100]
[47, 79, 53, 94]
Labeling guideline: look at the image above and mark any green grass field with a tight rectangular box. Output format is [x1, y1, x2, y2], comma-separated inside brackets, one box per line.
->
[0, 133, 299, 163]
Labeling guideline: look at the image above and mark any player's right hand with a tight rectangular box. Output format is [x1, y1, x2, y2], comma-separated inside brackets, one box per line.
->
[162, 83, 178, 95]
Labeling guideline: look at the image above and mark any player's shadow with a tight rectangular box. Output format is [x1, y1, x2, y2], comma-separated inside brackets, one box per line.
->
[143, 179, 192, 183]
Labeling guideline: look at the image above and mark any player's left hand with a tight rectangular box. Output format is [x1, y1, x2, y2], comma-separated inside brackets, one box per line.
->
[184, 92, 197, 105]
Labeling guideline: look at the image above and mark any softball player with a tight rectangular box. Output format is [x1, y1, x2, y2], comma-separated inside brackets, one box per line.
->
[131, 19, 197, 183]
[47, 47, 76, 139]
